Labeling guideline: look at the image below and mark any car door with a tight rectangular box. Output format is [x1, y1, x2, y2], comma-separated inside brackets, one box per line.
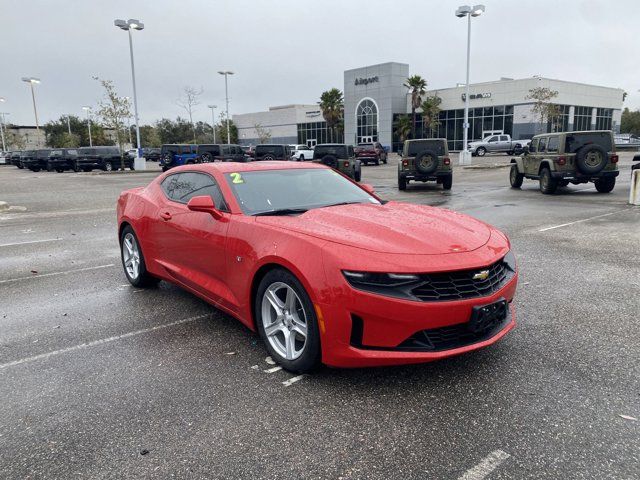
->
[486, 136, 499, 152]
[499, 135, 510, 151]
[524, 138, 539, 174]
[536, 137, 548, 174]
[153, 171, 231, 304]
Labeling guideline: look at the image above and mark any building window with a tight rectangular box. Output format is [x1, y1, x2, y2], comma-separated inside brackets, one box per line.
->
[297, 121, 343, 146]
[573, 106, 593, 131]
[548, 105, 570, 133]
[595, 108, 613, 130]
[356, 98, 378, 143]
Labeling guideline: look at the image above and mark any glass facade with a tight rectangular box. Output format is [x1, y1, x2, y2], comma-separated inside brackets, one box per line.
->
[547, 105, 571, 132]
[356, 99, 378, 143]
[595, 108, 613, 130]
[297, 121, 343, 145]
[573, 106, 593, 131]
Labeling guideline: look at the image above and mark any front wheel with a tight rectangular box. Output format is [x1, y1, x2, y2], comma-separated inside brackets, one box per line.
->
[103, 161, 113, 172]
[594, 177, 615, 193]
[476, 147, 486, 157]
[255, 269, 320, 373]
[510, 165, 524, 188]
[120, 226, 158, 288]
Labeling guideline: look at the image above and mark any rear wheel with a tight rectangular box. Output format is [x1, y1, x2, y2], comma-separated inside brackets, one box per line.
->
[255, 269, 320, 373]
[442, 174, 453, 190]
[72, 161, 80, 172]
[539, 168, 558, 194]
[398, 173, 407, 191]
[594, 177, 615, 193]
[263, 154, 275, 161]
[103, 161, 113, 172]
[374, 157, 380, 166]
[510, 165, 524, 188]
[120, 226, 158, 288]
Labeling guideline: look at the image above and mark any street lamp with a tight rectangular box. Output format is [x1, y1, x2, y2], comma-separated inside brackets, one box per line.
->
[125, 96, 133, 145]
[114, 18, 143, 159]
[66, 115, 72, 135]
[82, 106, 93, 147]
[0, 98, 5, 152]
[21, 77, 41, 131]
[207, 104, 217, 143]
[218, 71, 234, 144]
[455, 4, 485, 165]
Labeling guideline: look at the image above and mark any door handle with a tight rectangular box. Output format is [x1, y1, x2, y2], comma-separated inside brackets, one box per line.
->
[160, 211, 172, 221]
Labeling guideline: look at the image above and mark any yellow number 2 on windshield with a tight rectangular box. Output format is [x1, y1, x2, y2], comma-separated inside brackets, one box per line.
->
[230, 172, 244, 184]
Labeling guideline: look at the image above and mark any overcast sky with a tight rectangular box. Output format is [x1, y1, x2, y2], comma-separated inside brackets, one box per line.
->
[2, 0, 638, 126]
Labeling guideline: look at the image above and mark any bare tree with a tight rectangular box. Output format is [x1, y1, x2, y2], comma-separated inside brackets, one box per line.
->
[176, 86, 203, 142]
[93, 77, 132, 170]
[526, 87, 560, 134]
[254, 123, 272, 144]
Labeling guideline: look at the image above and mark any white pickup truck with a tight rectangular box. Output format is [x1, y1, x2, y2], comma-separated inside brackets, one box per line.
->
[468, 134, 530, 157]
[289, 144, 314, 161]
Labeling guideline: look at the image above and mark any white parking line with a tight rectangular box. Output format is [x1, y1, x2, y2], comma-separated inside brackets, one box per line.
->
[282, 375, 306, 387]
[539, 209, 630, 232]
[0, 314, 209, 370]
[264, 366, 282, 373]
[458, 450, 511, 480]
[0, 238, 61, 248]
[0, 264, 115, 284]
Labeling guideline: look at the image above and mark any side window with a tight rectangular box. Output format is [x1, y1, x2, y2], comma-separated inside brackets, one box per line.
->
[538, 137, 548, 153]
[161, 173, 227, 211]
[500, 135, 508, 141]
[488, 136, 499, 142]
[547, 137, 559, 153]
[67, 150, 78, 156]
[234, 146, 243, 155]
[529, 139, 539, 153]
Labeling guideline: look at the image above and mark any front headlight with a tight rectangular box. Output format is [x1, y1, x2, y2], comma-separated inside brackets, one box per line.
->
[503, 250, 516, 273]
[342, 271, 421, 299]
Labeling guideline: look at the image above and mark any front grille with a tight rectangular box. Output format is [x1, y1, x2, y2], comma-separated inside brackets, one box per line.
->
[396, 303, 510, 352]
[411, 260, 511, 302]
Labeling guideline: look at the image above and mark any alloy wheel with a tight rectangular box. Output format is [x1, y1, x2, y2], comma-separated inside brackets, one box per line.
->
[261, 282, 308, 360]
[122, 233, 141, 280]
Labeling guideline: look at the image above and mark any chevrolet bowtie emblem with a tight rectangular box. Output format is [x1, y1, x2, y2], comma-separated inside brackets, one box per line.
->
[472, 270, 490, 281]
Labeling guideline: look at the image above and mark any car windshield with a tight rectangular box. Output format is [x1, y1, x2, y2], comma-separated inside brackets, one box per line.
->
[225, 168, 380, 215]
[407, 141, 446, 156]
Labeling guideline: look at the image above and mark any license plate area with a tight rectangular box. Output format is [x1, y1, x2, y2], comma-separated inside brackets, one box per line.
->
[468, 298, 508, 333]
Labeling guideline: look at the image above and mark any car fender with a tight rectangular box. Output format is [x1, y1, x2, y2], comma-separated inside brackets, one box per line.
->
[538, 159, 554, 174]
[510, 157, 524, 172]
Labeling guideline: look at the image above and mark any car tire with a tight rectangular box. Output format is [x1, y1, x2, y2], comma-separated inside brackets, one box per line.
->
[120, 225, 159, 288]
[575, 144, 608, 175]
[201, 153, 212, 163]
[510, 165, 524, 188]
[398, 173, 407, 191]
[263, 155, 275, 161]
[72, 161, 80, 172]
[103, 161, 113, 172]
[46, 162, 53, 172]
[299, 155, 304, 161]
[414, 150, 439, 175]
[32, 167, 41, 172]
[594, 177, 615, 193]
[476, 147, 486, 157]
[162, 166, 169, 172]
[375, 157, 380, 166]
[539, 167, 558, 194]
[442, 174, 453, 190]
[506, 151, 514, 156]
[383, 155, 387, 164]
[56, 168, 64, 173]
[255, 268, 321, 373]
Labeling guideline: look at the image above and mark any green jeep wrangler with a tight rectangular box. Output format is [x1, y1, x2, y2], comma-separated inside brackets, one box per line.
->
[510, 130, 619, 194]
[398, 139, 452, 190]
[313, 144, 362, 182]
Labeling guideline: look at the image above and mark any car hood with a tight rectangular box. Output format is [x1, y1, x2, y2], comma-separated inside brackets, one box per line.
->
[257, 202, 492, 254]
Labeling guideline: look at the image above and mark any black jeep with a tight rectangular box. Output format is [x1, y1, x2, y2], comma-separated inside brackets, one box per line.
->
[47, 149, 79, 172]
[75, 146, 132, 172]
[312, 144, 361, 181]
[197, 144, 247, 163]
[254, 144, 291, 161]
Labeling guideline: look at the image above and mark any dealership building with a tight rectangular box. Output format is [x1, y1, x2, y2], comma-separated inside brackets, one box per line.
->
[233, 62, 624, 151]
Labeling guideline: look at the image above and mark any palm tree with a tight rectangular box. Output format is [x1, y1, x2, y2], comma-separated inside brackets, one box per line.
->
[404, 75, 427, 138]
[393, 115, 412, 150]
[319, 88, 344, 143]
[420, 95, 442, 138]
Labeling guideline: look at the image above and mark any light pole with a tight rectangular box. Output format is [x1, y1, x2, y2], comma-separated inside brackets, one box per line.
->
[21, 77, 41, 131]
[114, 19, 143, 158]
[0, 98, 5, 152]
[218, 71, 234, 144]
[208, 104, 217, 143]
[125, 97, 133, 145]
[66, 115, 72, 135]
[455, 4, 485, 165]
[82, 106, 93, 147]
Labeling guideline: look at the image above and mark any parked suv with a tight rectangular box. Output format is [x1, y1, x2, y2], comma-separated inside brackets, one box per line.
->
[142, 147, 161, 161]
[23, 149, 51, 172]
[354, 142, 387, 165]
[160, 144, 198, 171]
[398, 139, 452, 190]
[19, 150, 35, 169]
[510, 130, 619, 194]
[47, 148, 78, 172]
[254, 144, 291, 161]
[312, 144, 361, 181]
[75, 146, 131, 172]
[197, 144, 247, 163]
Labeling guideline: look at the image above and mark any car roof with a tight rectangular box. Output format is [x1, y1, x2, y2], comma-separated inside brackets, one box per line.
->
[533, 130, 612, 138]
[171, 161, 326, 174]
[408, 138, 447, 142]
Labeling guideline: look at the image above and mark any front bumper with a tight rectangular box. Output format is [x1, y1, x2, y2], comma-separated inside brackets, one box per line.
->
[317, 273, 517, 368]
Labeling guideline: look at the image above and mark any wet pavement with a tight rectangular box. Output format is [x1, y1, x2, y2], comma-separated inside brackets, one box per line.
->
[1, 155, 638, 479]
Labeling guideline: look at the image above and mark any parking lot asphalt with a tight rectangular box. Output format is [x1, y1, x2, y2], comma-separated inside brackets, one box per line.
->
[1, 154, 638, 479]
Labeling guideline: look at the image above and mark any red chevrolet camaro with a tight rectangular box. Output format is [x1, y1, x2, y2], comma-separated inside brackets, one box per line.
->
[117, 161, 517, 372]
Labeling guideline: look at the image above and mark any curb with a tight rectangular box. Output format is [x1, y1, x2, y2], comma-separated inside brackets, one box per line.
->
[0, 201, 8, 212]
[462, 164, 511, 170]
[78, 170, 161, 175]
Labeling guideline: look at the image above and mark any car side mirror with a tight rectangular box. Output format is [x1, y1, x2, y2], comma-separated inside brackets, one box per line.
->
[361, 183, 375, 194]
[187, 195, 223, 220]
[523, 146, 530, 154]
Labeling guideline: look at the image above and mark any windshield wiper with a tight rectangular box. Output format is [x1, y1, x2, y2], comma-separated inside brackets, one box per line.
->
[254, 208, 308, 216]
[320, 201, 366, 208]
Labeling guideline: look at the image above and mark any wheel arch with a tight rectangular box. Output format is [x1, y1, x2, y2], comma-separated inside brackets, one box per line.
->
[510, 157, 524, 172]
[538, 160, 553, 175]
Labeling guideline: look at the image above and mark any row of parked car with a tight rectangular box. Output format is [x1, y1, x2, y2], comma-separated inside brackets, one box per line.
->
[4, 146, 136, 172]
